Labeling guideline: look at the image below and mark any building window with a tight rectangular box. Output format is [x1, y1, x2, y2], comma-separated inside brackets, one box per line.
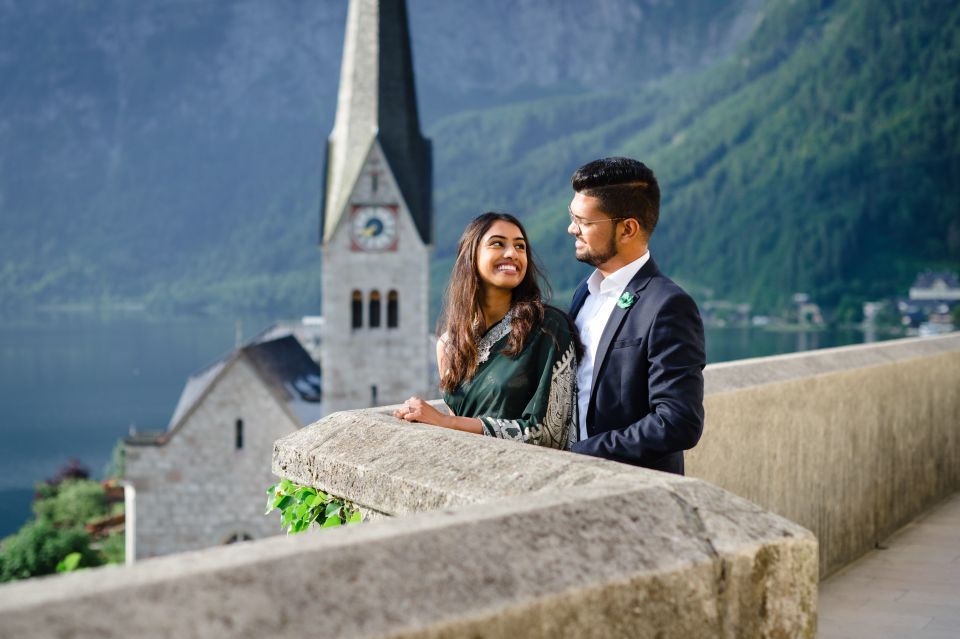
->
[369, 290, 381, 328]
[235, 419, 244, 450]
[371, 172, 379, 193]
[387, 290, 399, 328]
[351, 290, 363, 329]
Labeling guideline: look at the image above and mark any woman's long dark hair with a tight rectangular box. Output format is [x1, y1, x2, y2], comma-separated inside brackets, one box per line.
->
[438, 212, 548, 392]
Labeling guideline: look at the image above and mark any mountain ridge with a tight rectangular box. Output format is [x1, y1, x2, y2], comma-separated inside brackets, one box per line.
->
[430, 0, 959, 315]
[1, 0, 955, 318]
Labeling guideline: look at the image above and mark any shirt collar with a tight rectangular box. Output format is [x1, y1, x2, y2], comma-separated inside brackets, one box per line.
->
[586, 251, 651, 297]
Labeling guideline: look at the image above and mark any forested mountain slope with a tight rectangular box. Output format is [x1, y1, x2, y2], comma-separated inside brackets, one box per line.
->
[1, 0, 954, 317]
[431, 0, 960, 314]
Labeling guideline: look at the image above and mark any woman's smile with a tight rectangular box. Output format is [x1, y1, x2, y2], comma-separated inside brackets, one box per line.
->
[477, 219, 529, 289]
[495, 261, 520, 274]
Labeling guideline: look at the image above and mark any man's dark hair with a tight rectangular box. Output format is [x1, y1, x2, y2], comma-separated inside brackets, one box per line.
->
[571, 157, 660, 236]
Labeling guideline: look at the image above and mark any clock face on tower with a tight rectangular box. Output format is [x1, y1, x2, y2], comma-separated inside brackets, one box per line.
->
[350, 204, 398, 251]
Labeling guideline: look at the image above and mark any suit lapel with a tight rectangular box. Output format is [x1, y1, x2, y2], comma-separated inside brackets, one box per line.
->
[569, 280, 590, 319]
[588, 258, 659, 412]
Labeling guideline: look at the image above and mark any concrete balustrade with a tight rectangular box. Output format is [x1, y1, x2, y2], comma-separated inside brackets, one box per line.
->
[6, 333, 956, 637]
[0, 409, 818, 638]
[267, 408, 818, 637]
[689, 333, 960, 577]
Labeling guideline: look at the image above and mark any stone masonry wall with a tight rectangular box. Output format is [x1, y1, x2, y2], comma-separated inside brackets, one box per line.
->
[321, 141, 431, 414]
[125, 357, 298, 558]
[688, 333, 960, 577]
[0, 409, 818, 639]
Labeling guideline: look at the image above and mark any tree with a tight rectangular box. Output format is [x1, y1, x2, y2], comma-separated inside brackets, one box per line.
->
[46, 458, 90, 485]
[103, 439, 126, 480]
[0, 519, 99, 583]
[0, 475, 120, 583]
[32, 479, 107, 528]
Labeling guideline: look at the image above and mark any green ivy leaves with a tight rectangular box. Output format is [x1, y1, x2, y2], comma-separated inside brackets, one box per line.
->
[265, 478, 362, 534]
[56, 552, 82, 573]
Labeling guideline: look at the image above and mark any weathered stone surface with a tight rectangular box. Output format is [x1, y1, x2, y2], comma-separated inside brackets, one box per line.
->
[0, 378, 823, 638]
[690, 333, 960, 577]
[272, 402, 656, 514]
[267, 406, 818, 637]
[703, 333, 960, 393]
[0, 477, 815, 639]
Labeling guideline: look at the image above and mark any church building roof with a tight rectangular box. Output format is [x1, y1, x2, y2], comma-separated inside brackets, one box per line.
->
[126, 333, 322, 447]
[244, 336, 323, 425]
[319, 0, 432, 245]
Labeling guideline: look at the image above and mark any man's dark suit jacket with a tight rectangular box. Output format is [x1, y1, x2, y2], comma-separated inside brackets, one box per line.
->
[569, 257, 706, 475]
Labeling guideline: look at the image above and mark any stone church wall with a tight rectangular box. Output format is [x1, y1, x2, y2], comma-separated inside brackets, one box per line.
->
[125, 358, 299, 559]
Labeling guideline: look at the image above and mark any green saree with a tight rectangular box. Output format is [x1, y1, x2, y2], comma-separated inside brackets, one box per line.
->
[443, 306, 578, 450]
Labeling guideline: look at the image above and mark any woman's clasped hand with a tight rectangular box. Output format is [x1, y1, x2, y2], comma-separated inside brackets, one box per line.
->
[393, 397, 447, 426]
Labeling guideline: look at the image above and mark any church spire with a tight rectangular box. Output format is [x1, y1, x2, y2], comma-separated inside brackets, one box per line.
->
[320, 0, 432, 245]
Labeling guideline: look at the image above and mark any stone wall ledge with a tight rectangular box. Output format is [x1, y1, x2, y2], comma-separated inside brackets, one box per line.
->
[269, 409, 817, 636]
[13, 334, 956, 636]
[704, 332, 960, 394]
[273, 406, 677, 516]
[0, 466, 816, 638]
[693, 332, 960, 576]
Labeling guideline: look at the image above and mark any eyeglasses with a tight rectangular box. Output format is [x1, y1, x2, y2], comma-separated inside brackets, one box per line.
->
[568, 212, 627, 234]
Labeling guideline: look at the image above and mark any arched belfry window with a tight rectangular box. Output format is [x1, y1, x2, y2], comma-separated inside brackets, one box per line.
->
[351, 290, 363, 329]
[235, 419, 244, 450]
[387, 290, 399, 328]
[369, 290, 382, 328]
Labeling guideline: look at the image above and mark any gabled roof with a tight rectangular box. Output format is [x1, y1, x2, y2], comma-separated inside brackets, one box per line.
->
[243, 336, 323, 425]
[320, 0, 432, 245]
[912, 271, 959, 289]
[125, 430, 169, 447]
[168, 359, 228, 430]
[126, 333, 322, 447]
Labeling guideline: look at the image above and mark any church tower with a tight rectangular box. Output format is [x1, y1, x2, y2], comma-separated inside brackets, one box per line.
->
[320, 0, 432, 413]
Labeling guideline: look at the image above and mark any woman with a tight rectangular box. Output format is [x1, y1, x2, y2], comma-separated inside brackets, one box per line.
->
[394, 212, 580, 449]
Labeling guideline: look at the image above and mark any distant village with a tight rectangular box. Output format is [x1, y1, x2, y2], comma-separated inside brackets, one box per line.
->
[699, 270, 960, 336]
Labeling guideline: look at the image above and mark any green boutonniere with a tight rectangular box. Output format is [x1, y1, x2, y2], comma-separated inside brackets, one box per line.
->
[617, 292, 637, 309]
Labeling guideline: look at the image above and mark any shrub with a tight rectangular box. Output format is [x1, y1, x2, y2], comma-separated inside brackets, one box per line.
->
[0, 519, 100, 582]
[33, 479, 108, 528]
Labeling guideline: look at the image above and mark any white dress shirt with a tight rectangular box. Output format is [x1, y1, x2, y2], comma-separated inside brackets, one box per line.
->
[575, 251, 650, 441]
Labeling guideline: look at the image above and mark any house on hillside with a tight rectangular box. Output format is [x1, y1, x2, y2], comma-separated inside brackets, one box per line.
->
[909, 271, 960, 303]
[124, 334, 322, 560]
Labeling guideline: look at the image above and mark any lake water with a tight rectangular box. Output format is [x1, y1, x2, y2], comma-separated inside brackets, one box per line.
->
[0, 312, 899, 537]
[0, 312, 272, 538]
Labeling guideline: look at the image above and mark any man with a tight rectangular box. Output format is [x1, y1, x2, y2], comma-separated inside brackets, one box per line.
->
[568, 157, 705, 474]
